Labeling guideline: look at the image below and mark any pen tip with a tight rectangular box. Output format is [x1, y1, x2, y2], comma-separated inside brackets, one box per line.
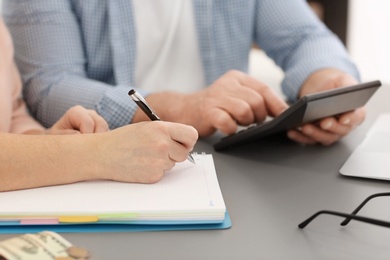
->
[188, 154, 196, 164]
[128, 89, 135, 95]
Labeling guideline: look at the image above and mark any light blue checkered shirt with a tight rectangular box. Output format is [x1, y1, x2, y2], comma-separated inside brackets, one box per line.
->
[3, 0, 359, 129]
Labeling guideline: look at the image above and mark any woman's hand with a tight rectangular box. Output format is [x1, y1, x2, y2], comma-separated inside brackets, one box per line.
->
[47, 106, 109, 134]
[91, 121, 198, 184]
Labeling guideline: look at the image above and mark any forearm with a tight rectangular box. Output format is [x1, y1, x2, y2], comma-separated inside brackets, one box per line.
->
[3, 1, 141, 129]
[26, 76, 138, 129]
[281, 36, 359, 101]
[0, 134, 99, 192]
[254, 0, 360, 101]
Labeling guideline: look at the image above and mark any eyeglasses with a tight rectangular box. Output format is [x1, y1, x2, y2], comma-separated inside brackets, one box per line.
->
[298, 192, 390, 229]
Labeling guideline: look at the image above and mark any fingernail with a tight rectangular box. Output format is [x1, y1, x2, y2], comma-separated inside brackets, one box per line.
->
[287, 132, 295, 139]
[322, 121, 333, 130]
[303, 127, 313, 135]
[341, 118, 351, 125]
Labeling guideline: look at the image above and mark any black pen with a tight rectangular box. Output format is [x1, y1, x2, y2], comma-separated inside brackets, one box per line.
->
[128, 89, 195, 164]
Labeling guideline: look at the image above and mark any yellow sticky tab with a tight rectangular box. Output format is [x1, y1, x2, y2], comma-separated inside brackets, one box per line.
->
[59, 216, 99, 223]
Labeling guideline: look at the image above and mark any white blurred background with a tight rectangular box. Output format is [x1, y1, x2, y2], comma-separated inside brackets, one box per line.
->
[250, 0, 390, 97]
[348, 0, 390, 84]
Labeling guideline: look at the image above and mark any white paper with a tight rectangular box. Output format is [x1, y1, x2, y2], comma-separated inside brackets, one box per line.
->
[0, 154, 226, 221]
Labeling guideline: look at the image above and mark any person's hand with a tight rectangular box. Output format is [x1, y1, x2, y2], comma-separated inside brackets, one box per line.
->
[287, 69, 363, 145]
[91, 121, 198, 184]
[47, 105, 109, 134]
[134, 70, 288, 136]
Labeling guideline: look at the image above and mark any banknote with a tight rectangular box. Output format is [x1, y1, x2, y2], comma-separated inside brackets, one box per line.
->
[0, 231, 89, 260]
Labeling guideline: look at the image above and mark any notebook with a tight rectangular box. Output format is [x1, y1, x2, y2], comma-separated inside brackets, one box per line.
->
[340, 114, 390, 180]
[0, 153, 231, 234]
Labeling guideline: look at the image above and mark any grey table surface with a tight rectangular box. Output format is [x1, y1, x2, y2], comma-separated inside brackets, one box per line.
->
[1, 84, 390, 260]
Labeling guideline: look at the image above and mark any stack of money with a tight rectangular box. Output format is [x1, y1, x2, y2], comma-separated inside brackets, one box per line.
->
[0, 231, 91, 260]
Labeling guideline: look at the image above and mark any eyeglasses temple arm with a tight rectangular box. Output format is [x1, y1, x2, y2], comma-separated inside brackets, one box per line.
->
[340, 192, 390, 226]
[298, 210, 390, 229]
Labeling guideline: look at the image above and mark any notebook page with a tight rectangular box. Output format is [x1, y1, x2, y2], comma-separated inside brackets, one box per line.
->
[0, 154, 226, 220]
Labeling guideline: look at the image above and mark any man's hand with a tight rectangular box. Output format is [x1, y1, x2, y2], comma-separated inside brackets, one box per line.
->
[47, 106, 109, 134]
[287, 69, 364, 145]
[133, 70, 288, 136]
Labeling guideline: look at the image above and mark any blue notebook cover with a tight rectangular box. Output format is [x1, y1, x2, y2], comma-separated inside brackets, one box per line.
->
[0, 212, 231, 234]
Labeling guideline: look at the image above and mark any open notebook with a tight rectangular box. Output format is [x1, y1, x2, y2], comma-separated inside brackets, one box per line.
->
[0, 153, 231, 234]
[340, 114, 390, 180]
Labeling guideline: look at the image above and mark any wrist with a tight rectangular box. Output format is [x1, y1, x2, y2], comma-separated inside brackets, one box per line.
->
[77, 134, 107, 180]
[53, 134, 104, 182]
[300, 69, 357, 98]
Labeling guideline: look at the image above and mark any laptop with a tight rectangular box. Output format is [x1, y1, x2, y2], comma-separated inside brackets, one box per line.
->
[340, 114, 390, 180]
[214, 80, 382, 151]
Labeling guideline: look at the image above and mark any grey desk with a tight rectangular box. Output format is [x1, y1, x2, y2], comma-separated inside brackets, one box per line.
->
[1, 85, 390, 260]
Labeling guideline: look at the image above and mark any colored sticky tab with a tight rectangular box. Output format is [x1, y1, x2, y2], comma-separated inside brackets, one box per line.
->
[98, 213, 138, 219]
[59, 216, 98, 223]
[21, 219, 59, 225]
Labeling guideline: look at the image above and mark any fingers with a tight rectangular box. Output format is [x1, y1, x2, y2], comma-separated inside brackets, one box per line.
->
[235, 71, 288, 117]
[162, 157, 176, 172]
[151, 121, 198, 164]
[85, 110, 110, 133]
[289, 70, 364, 146]
[205, 107, 239, 134]
[202, 95, 261, 134]
[337, 107, 366, 128]
[198, 70, 288, 135]
[214, 75, 268, 123]
[72, 107, 109, 133]
[287, 108, 366, 146]
[167, 141, 192, 164]
[54, 106, 109, 134]
[287, 129, 316, 145]
[288, 123, 345, 146]
[220, 71, 288, 120]
[134, 121, 198, 165]
[166, 122, 198, 151]
[287, 125, 341, 146]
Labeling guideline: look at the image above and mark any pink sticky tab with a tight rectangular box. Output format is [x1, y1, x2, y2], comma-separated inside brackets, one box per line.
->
[20, 219, 59, 225]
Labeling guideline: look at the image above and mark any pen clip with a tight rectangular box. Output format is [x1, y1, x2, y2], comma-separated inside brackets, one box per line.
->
[128, 89, 161, 121]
